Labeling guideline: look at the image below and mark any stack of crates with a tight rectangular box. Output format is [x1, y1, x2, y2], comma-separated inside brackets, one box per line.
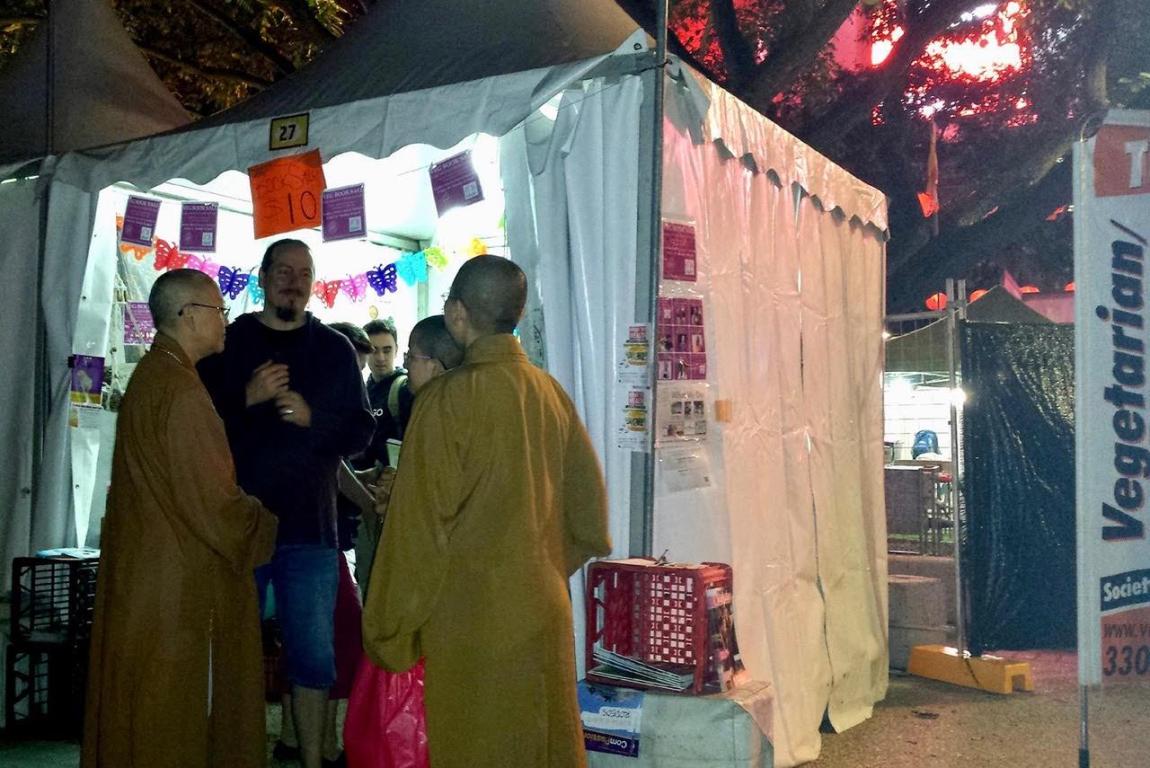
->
[5, 555, 100, 738]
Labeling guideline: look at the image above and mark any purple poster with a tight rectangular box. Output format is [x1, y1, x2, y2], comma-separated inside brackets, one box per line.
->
[322, 184, 367, 242]
[656, 297, 707, 381]
[429, 151, 484, 215]
[121, 196, 161, 247]
[70, 355, 105, 408]
[123, 302, 156, 345]
[180, 202, 219, 252]
[662, 220, 698, 282]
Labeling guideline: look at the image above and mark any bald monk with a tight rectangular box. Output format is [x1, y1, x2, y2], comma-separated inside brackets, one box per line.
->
[363, 255, 611, 768]
[83, 269, 278, 768]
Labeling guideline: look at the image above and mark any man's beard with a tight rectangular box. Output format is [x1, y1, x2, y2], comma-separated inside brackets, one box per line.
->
[274, 304, 301, 322]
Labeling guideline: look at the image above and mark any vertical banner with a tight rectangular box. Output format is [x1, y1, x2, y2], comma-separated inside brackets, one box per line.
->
[1075, 110, 1150, 686]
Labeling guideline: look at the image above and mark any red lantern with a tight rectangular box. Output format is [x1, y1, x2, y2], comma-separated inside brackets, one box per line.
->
[925, 292, 948, 311]
[1019, 285, 1039, 294]
[1064, 281, 1076, 292]
[970, 288, 988, 303]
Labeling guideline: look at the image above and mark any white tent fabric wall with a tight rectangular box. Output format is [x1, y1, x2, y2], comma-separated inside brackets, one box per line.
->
[798, 197, 889, 732]
[655, 74, 888, 767]
[501, 75, 643, 674]
[0, 173, 47, 591]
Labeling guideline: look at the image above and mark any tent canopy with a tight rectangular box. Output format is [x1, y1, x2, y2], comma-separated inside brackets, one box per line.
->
[0, 0, 190, 163]
[196, 0, 642, 127]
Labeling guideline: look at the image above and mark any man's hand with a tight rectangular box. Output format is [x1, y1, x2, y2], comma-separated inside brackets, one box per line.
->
[275, 390, 312, 427]
[371, 467, 397, 518]
[245, 361, 289, 407]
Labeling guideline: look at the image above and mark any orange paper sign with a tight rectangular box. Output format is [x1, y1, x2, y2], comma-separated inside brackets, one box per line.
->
[248, 149, 327, 239]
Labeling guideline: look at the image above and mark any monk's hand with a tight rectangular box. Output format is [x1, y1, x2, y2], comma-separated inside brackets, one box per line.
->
[372, 467, 397, 517]
[274, 390, 311, 427]
[245, 361, 290, 407]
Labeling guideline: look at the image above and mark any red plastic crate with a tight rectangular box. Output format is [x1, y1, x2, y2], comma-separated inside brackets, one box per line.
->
[584, 558, 733, 694]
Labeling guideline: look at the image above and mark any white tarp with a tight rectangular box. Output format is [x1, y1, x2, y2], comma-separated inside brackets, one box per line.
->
[1074, 109, 1150, 685]
[656, 73, 888, 766]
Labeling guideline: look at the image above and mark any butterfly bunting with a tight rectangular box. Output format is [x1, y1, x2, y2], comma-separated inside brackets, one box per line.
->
[248, 271, 265, 304]
[366, 264, 398, 296]
[423, 247, 448, 270]
[218, 266, 251, 300]
[395, 251, 428, 286]
[342, 274, 368, 302]
[154, 239, 189, 271]
[120, 242, 151, 261]
[313, 279, 342, 309]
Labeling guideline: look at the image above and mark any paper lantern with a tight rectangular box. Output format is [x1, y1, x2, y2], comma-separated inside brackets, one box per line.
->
[1064, 281, 1076, 292]
[1019, 285, 1039, 294]
[969, 289, 988, 303]
[925, 292, 948, 311]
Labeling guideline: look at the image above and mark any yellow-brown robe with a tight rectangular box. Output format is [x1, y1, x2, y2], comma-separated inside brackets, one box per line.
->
[363, 334, 611, 768]
[82, 333, 278, 768]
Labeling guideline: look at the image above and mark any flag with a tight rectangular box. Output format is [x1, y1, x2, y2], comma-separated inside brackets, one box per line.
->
[917, 120, 940, 224]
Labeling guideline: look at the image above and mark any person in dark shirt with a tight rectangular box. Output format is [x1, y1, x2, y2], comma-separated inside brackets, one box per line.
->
[361, 318, 414, 468]
[198, 239, 374, 768]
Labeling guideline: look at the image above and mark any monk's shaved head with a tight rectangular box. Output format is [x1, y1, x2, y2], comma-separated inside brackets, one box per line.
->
[448, 255, 527, 335]
[149, 269, 218, 332]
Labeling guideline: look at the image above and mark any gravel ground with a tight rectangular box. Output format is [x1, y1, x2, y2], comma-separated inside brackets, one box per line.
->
[807, 650, 1149, 768]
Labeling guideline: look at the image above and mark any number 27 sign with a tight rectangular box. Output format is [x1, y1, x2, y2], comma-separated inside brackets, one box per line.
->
[248, 149, 327, 239]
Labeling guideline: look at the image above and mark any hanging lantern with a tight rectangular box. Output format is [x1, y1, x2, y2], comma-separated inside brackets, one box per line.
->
[969, 288, 988, 303]
[925, 292, 948, 311]
[1019, 285, 1039, 294]
[1064, 281, 1076, 292]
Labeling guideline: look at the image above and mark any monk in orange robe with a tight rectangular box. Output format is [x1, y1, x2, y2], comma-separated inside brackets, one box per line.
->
[363, 256, 610, 768]
[83, 269, 277, 768]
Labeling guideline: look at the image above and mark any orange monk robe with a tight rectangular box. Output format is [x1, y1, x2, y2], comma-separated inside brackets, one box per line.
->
[82, 333, 278, 768]
[363, 334, 611, 768]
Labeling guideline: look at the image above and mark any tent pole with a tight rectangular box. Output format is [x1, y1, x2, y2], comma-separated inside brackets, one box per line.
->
[639, 0, 670, 557]
[945, 277, 966, 655]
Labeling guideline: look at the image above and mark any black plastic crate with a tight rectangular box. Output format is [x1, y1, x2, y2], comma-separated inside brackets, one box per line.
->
[11, 557, 99, 645]
[4, 641, 87, 738]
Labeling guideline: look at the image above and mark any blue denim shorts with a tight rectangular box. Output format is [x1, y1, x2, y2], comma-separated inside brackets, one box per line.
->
[256, 545, 339, 690]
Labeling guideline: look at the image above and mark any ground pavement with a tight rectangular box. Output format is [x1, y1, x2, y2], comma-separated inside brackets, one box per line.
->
[2, 651, 1147, 767]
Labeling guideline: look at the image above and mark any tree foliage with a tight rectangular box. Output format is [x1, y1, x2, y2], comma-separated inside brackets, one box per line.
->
[2, 0, 1149, 310]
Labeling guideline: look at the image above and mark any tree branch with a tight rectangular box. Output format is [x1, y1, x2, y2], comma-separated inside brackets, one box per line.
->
[269, 0, 341, 44]
[710, 0, 756, 86]
[887, 158, 1072, 311]
[137, 44, 273, 89]
[183, 0, 296, 75]
[806, 0, 971, 145]
[742, 0, 856, 104]
[0, 16, 43, 27]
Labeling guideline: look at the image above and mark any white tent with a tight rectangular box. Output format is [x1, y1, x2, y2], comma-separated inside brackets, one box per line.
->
[0, 0, 190, 592]
[20, 1, 888, 764]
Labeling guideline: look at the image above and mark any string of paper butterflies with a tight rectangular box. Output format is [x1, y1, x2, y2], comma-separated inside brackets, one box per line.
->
[119, 225, 487, 309]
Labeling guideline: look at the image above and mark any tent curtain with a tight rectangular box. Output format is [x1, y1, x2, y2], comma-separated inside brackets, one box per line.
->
[658, 78, 887, 765]
[0, 175, 46, 590]
[797, 197, 888, 731]
[501, 75, 643, 675]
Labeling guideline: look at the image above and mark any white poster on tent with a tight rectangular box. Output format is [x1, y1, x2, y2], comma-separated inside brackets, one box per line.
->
[1074, 109, 1150, 686]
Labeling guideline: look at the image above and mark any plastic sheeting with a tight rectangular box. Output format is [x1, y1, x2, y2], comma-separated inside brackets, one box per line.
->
[0, 174, 45, 591]
[0, 0, 189, 163]
[960, 322, 1076, 652]
[658, 76, 887, 766]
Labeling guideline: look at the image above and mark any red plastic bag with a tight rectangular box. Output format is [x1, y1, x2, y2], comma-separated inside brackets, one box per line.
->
[344, 656, 429, 768]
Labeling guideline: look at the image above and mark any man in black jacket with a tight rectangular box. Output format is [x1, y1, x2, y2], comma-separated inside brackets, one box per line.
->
[199, 238, 374, 768]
